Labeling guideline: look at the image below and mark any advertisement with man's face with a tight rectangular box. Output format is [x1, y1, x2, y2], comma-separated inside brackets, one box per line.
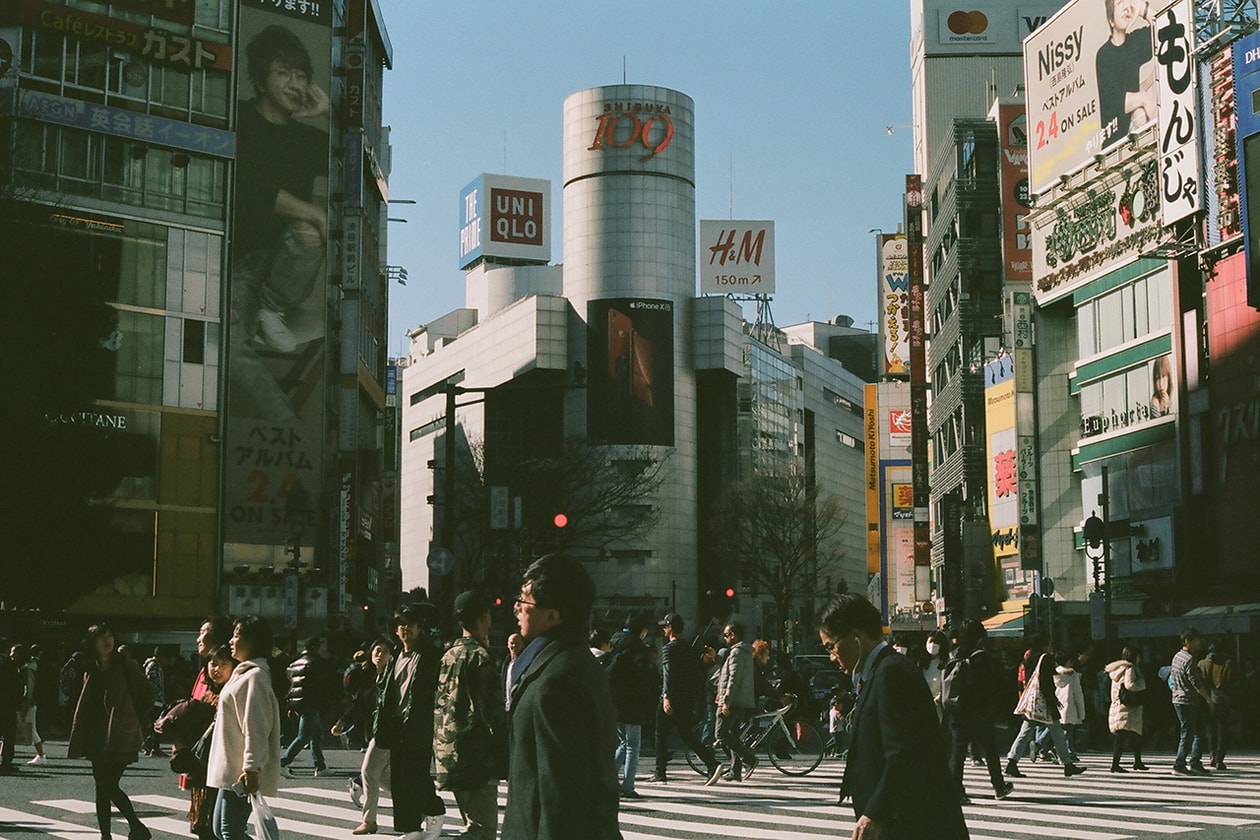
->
[1024, 0, 1157, 194]
[587, 299, 674, 446]
[223, 1, 332, 553]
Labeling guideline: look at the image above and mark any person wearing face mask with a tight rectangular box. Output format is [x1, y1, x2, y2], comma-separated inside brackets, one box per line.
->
[921, 631, 951, 721]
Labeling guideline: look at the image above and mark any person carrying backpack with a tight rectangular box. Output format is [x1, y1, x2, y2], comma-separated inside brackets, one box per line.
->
[942, 619, 1014, 802]
[606, 615, 657, 798]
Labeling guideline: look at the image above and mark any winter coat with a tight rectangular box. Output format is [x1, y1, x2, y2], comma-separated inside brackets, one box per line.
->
[606, 631, 658, 724]
[433, 636, 505, 790]
[68, 654, 153, 764]
[1053, 666, 1086, 725]
[1199, 652, 1235, 705]
[1105, 659, 1145, 735]
[285, 651, 336, 714]
[206, 658, 282, 796]
[715, 641, 756, 711]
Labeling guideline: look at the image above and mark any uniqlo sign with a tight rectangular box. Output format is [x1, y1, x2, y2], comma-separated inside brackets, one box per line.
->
[489, 188, 544, 246]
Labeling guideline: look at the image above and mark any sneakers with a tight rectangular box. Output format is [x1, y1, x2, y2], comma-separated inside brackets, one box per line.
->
[741, 756, 758, 782]
[1064, 764, 1087, 777]
[314, 764, 326, 778]
[1004, 760, 1025, 778]
[648, 773, 668, 783]
[1189, 764, 1211, 775]
[418, 815, 445, 840]
[1132, 762, 1149, 771]
[995, 782, 1014, 800]
[620, 790, 643, 799]
[1172, 765, 1195, 776]
[704, 764, 725, 787]
[1110, 765, 1127, 773]
[255, 308, 298, 353]
[26, 755, 46, 765]
[281, 765, 295, 779]
[349, 778, 364, 808]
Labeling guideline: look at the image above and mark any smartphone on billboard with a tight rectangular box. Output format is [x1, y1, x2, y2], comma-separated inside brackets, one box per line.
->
[608, 308, 632, 394]
[630, 329, 654, 407]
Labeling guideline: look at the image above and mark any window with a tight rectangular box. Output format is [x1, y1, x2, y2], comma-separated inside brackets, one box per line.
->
[183, 319, 206, 364]
[108, 309, 165, 405]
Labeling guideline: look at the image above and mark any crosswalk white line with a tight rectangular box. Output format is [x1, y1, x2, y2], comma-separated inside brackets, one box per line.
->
[0, 806, 99, 840]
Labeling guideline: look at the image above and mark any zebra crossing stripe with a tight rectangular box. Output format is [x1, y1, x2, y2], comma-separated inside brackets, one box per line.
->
[0, 805, 99, 840]
[620, 795, 849, 831]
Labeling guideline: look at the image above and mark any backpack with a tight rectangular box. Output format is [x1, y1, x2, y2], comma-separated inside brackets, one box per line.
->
[58, 653, 83, 705]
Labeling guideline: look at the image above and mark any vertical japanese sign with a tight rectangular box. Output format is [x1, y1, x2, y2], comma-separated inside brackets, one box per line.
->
[877, 234, 909, 376]
[1011, 290, 1040, 574]
[1235, 30, 1260, 308]
[864, 384, 881, 578]
[224, 1, 332, 556]
[905, 175, 931, 567]
[997, 104, 1032, 282]
[1156, 0, 1199, 225]
[984, 356, 1018, 558]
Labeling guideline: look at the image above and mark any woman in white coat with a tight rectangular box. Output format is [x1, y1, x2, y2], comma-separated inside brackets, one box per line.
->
[207, 616, 282, 840]
[1105, 645, 1148, 773]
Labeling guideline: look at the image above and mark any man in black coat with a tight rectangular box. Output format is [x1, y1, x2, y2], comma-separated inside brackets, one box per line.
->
[503, 555, 621, 840]
[818, 594, 968, 840]
[652, 613, 717, 782]
[375, 603, 446, 840]
[280, 635, 336, 775]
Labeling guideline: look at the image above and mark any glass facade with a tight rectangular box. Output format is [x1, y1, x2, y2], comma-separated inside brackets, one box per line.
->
[738, 340, 803, 476]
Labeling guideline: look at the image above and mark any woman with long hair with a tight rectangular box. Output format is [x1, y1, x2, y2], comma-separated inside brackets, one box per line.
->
[67, 624, 154, 840]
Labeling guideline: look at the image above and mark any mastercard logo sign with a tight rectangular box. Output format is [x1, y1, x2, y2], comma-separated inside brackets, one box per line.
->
[946, 10, 989, 35]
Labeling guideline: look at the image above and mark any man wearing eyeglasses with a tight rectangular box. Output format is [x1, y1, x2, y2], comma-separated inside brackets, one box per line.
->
[705, 620, 758, 785]
[502, 555, 621, 839]
[818, 594, 968, 840]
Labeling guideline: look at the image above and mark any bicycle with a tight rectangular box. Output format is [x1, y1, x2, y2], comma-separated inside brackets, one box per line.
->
[686, 698, 825, 777]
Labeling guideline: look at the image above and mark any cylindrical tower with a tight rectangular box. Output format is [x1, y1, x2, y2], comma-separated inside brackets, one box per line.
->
[562, 84, 698, 621]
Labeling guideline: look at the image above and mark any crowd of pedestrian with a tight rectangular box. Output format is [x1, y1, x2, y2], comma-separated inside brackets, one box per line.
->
[0, 580, 1255, 840]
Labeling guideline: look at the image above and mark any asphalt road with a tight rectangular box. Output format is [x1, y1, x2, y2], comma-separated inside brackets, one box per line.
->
[1, 743, 1257, 839]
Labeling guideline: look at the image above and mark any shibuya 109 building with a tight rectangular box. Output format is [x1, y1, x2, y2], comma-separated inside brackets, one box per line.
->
[401, 85, 871, 633]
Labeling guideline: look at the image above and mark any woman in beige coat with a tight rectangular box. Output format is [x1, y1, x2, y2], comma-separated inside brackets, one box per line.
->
[67, 624, 154, 840]
[206, 616, 282, 840]
[1105, 645, 1148, 772]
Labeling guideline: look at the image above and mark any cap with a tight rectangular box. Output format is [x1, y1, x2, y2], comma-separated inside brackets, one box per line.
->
[454, 590, 492, 620]
[658, 612, 683, 631]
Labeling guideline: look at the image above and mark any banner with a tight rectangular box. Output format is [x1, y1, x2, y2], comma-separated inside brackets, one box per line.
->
[984, 356, 1018, 558]
[586, 299, 675, 446]
[1155, 0, 1199, 225]
[223, 3, 332, 555]
[877, 234, 909, 375]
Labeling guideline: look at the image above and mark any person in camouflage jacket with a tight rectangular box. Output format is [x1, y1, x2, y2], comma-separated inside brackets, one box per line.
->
[433, 591, 505, 840]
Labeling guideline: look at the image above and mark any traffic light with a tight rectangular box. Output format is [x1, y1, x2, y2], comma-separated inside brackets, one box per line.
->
[724, 587, 736, 599]
[552, 512, 568, 529]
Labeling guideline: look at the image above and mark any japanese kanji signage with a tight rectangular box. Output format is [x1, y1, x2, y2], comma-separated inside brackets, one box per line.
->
[984, 355, 1018, 559]
[10, 0, 230, 70]
[12, 89, 234, 157]
[1155, 0, 1199, 225]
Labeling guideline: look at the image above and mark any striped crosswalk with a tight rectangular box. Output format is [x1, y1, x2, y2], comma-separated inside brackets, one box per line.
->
[0, 753, 1255, 839]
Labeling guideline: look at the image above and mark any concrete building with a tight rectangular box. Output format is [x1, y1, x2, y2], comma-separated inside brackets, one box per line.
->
[401, 85, 870, 636]
[0, 0, 394, 640]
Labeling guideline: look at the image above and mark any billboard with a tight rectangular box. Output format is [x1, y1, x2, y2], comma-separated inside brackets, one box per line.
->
[458, 174, 551, 270]
[996, 104, 1032, 281]
[984, 356, 1018, 559]
[1234, 30, 1260, 308]
[699, 220, 775, 294]
[586, 299, 675, 446]
[1155, 0, 1199, 225]
[1024, 0, 1157, 194]
[912, 2, 1070, 58]
[877, 234, 910, 376]
[223, 0, 333, 555]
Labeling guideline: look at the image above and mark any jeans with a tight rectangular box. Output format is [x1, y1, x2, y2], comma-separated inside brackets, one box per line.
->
[947, 711, 1004, 794]
[1006, 717, 1074, 767]
[655, 702, 717, 776]
[1207, 702, 1232, 767]
[213, 788, 252, 840]
[281, 709, 325, 769]
[614, 723, 642, 793]
[1173, 703, 1206, 769]
[715, 707, 757, 776]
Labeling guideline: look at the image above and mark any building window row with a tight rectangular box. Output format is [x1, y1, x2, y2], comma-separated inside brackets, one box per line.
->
[1076, 270, 1173, 358]
[10, 122, 227, 219]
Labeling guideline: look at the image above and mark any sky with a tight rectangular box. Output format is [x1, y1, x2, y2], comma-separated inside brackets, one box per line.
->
[376, 0, 914, 356]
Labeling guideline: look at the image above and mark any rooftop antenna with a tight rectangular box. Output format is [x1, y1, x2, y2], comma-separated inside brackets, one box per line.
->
[623, 56, 626, 84]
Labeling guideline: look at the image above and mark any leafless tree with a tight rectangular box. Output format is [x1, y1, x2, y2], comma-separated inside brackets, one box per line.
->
[709, 467, 848, 647]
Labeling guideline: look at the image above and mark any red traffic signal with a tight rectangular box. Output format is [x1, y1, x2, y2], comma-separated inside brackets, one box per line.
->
[724, 587, 736, 598]
[553, 513, 569, 528]
[494, 596, 504, 606]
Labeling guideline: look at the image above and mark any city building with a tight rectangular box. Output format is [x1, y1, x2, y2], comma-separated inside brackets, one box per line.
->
[0, 0, 394, 640]
[400, 84, 870, 637]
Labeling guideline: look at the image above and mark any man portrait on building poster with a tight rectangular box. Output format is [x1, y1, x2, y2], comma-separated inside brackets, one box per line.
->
[1096, 0, 1157, 149]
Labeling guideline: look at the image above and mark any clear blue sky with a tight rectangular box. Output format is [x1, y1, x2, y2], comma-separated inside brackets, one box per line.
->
[377, 0, 913, 355]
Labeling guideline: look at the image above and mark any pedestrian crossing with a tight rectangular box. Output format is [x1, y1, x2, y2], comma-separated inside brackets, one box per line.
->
[0, 753, 1255, 839]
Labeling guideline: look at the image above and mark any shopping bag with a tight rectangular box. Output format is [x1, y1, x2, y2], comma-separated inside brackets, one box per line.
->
[249, 793, 280, 840]
[1013, 654, 1052, 723]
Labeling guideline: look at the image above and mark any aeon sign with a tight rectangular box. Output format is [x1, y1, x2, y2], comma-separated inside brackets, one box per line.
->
[588, 102, 674, 159]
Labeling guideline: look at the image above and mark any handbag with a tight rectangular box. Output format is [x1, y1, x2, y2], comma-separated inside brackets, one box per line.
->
[1119, 685, 1145, 707]
[1013, 655, 1052, 723]
[169, 719, 214, 782]
[249, 793, 281, 840]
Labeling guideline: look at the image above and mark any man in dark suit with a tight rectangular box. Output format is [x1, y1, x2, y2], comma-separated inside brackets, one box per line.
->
[818, 594, 968, 840]
[503, 555, 621, 840]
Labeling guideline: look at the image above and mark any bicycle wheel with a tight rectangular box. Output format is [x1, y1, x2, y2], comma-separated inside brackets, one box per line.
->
[766, 718, 824, 775]
[685, 723, 713, 776]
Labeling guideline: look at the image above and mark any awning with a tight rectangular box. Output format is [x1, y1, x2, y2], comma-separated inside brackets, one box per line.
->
[981, 610, 1025, 637]
[1117, 603, 1260, 640]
